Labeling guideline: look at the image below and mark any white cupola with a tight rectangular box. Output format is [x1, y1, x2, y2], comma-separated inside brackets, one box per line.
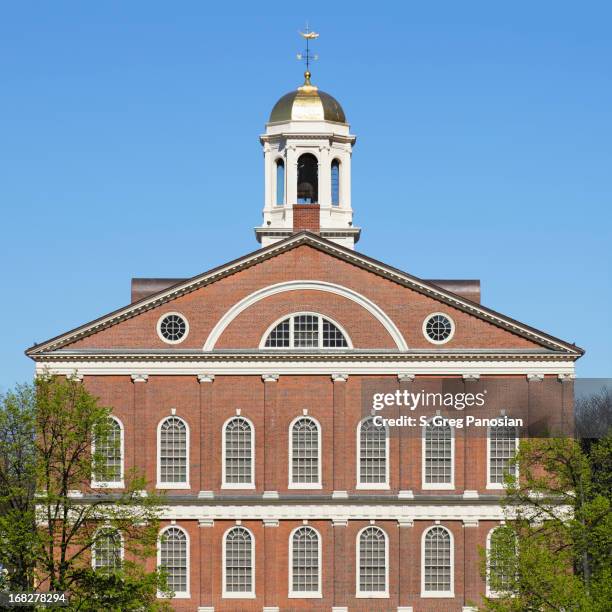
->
[255, 66, 359, 249]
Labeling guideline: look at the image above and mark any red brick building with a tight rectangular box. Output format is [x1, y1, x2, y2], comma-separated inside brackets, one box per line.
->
[27, 67, 581, 612]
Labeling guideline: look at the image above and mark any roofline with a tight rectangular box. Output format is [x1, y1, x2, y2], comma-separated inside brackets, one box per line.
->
[26, 231, 584, 357]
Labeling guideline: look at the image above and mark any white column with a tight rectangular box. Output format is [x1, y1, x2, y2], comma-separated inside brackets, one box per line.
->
[318, 145, 332, 208]
[263, 143, 273, 211]
[286, 145, 298, 206]
[340, 148, 352, 210]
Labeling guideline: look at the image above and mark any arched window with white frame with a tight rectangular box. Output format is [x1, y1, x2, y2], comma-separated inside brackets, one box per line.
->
[289, 417, 321, 488]
[331, 159, 340, 206]
[275, 158, 285, 205]
[223, 526, 255, 598]
[92, 528, 123, 570]
[422, 420, 454, 489]
[261, 312, 351, 349]
[158, 526, 189, 598]
[357, 417, 389, 489]
[92, 416, 124, 488]
[421, 525, 454, 597]
[486, 526, 517, 597]
[356, 526, 388, 598]
[222, 417, 255, 488]
[157, 416, 189, 489]
[289, 526, 321, 598]
[487, 424, 518, 488]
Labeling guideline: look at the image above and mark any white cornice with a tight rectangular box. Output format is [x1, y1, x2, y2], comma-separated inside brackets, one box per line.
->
[34, 359, 575, 377]
[26, 233, 582, 357]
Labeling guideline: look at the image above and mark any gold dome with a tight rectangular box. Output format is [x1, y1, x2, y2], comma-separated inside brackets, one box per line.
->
[269, 71, 346, 123]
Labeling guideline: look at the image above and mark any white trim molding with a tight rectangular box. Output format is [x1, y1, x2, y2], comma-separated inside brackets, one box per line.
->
[91, 415, 125, 489]
[421, 525, 455, 598]
[221, 416, 255, 490]
[156, 415, 190, 490]
[203, 280, 408, 350]
[355, 525, 389, 598]
[288, 415, 322, 489]
[157, 525, 190, 599]
[222, 525, 256, 599]
[288, 525, 323, 598]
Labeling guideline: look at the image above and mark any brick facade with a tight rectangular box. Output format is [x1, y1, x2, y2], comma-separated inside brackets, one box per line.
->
[29, 235, 580, 611]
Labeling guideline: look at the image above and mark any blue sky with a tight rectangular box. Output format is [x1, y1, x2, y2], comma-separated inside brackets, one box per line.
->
[0, 2, 610, 391]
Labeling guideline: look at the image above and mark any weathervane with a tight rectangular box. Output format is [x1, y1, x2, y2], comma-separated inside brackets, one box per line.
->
[297, 23, 319, 76]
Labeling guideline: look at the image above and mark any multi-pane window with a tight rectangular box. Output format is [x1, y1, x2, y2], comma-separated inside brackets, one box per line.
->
[93, 417, 123, 486]
[423, 313, 454, 343]
[290, 418, 320, 486]
[224, 418, 254, 486]
[358, 527, 387, 596]
[93, 529, 122, 570]
[224, 527, 254, 596]
[358, 418, 388, 486]
[488, 425, 518, 486]
[487, 527, 516, 597]
[159, 527, 188, 596]
[158, 417, 188, 486]
[291, 527, 320, 596]
[331, 159, 340, 205]
[263, 313, 349, 348]
[423, 422, 453, 486]
[423, 526, 453, 595]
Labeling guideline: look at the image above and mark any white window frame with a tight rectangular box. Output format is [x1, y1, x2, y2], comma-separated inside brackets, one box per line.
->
[91, 416, 125, 489]
[356, 417, 390, 490]
[157, 525, 190, 599]
[275, 156, 286, 206]
[91, 527, 124, 569]
[421, 420, 455, 490]
[222, 526, 256, 599]
[421, 525, 455, 598]
[486, 425, 519, 490]
[156, 416, 190, 490]
[259, 312, 353, 349]
[288, 526, 322, 598]
[156, 311, 189, 345]
[288, 416, 322, 489]
[422, 312, 455, 345]
[355, 525, 389, 598]
[486, 525, 517, 598]
[222, 416, 255, 490]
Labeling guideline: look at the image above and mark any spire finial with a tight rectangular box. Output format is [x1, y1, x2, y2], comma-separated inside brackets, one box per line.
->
[297, 24, 319, 84]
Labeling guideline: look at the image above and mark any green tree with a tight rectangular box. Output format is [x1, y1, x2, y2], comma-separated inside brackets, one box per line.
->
[480, 435, 612, 611]
[0, 375, 172, 610]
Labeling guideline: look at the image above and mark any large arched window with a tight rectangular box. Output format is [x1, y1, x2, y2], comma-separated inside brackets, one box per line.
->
[222, 417, 254, 488]
[331, 159, 340, 206]
[158, 526, 189, 598]
[487, 425, 518, 488]
[422, 526, 454, 597]
[92, 528, 123, 570]
[289, 417, 321, 488]
[275, 158, 285, 205]
[357, 417, 389, 488]
[223, 527, 255, 598]
[357, 526, 388, 598]
[486, 526, 517, 597]
[297, 153, 318, 203]
[289, 526, 321, 597]
[262, 313, 350, 349]
[422, 420, 454, 489]
[157, 416, 189, 488]
[92, 416, 124, 487]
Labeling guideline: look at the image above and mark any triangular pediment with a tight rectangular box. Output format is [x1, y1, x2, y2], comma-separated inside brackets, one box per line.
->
[26, 232, 582, 357]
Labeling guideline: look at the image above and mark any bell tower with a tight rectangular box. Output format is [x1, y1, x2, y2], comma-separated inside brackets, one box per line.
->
[255, 29, 360, 249]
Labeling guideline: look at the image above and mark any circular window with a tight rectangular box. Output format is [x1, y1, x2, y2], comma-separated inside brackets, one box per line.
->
[157, 313, 188, 344]
[423, 313, 454, 344]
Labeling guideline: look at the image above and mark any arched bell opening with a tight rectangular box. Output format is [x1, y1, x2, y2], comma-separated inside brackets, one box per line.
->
[297, 153, 319, 204]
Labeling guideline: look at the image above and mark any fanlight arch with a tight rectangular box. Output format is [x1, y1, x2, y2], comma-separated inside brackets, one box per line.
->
[203, 280, 408, 351]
